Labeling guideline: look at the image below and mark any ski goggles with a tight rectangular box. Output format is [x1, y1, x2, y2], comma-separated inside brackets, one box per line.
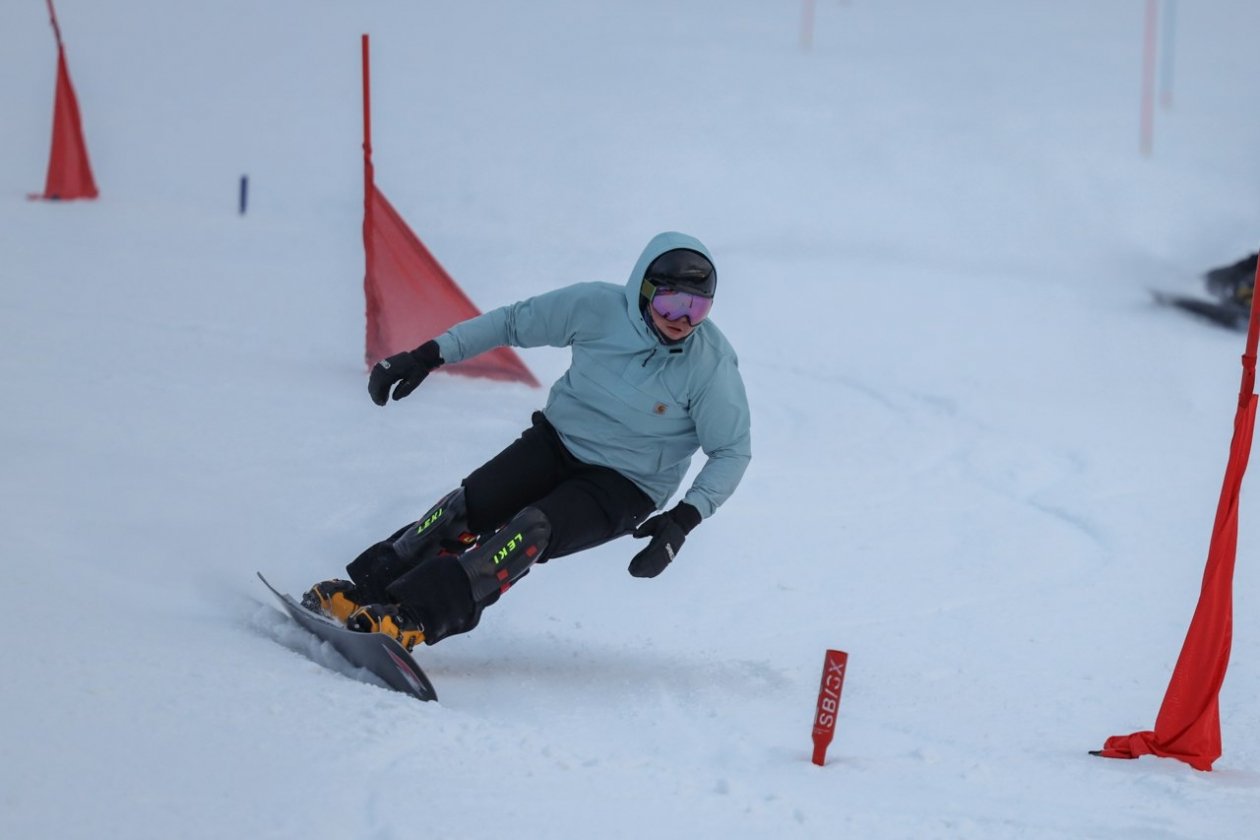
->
[648, 287, 714, 325]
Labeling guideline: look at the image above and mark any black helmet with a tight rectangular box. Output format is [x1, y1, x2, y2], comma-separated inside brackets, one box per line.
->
[644, 248, 716, 296]
[639, 248, 717, 317]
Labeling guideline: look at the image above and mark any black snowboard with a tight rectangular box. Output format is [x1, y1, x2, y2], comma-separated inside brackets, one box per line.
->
[257, 572, 437, 702]
[1150, 289, 1248, 329]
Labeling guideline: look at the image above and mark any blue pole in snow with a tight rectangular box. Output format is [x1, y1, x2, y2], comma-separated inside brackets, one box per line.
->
[239, 175, 249, 215]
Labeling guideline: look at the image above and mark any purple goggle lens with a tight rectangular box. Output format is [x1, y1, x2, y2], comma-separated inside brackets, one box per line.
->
[651, 289, 713, 325]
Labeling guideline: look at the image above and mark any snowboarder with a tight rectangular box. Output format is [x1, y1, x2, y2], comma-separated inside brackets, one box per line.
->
[303, 231, 752, 650]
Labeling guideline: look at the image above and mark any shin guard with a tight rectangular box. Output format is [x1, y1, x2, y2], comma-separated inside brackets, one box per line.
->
[391, 487, 478, 562]
[458, 507, 551, 604]
[347, 488, 475, 601]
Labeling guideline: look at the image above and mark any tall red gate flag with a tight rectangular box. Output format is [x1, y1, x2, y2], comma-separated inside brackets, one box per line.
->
[1093, 257, 1260, 772]
[360, 35, 538, 386]
[32, 0, 98, 201]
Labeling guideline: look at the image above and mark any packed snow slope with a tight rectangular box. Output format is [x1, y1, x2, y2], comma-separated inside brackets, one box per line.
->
[3, 1, 1260, 838]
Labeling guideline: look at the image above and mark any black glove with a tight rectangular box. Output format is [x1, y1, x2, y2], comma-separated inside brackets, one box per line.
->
[628, 502, 702, 578]
[368, 340, 443, 406]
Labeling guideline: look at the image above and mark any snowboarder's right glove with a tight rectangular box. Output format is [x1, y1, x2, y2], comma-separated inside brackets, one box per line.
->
[368, 340, 443, 405]
[628, 502, 702, 578]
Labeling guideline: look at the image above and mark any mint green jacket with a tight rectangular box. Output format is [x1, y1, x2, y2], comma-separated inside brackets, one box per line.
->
[435, 232, 751, 518]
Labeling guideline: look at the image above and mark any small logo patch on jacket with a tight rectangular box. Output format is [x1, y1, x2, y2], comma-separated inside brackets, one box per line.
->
[654, 403, 667, 415]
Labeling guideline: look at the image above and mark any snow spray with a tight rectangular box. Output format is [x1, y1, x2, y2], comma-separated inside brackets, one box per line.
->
[811, 649, 848, 766]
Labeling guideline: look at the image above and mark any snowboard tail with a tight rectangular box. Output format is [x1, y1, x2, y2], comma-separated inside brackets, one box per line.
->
[258, 572, 437, 702]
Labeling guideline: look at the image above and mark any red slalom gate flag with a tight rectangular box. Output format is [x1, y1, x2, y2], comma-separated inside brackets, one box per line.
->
[360, 35, 537, 386]
[363, 185, 539, 384]
[811, 649, 848, 766]
[1093, 259, 1260, 771]
[32, 1, 98, 201]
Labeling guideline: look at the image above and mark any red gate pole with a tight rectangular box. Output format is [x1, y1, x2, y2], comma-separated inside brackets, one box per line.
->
[361, 34, 384, 368]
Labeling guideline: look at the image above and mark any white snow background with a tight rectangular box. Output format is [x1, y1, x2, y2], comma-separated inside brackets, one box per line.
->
[3, 1, 1260, 838]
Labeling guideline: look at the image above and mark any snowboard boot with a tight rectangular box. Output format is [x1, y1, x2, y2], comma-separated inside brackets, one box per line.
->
[346, 603, 427, 651]
[301, 579, 363, 624]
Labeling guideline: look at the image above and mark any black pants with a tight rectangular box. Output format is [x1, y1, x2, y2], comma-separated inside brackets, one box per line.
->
[384, 412, 656, 642]
[463, 411, 656, 560]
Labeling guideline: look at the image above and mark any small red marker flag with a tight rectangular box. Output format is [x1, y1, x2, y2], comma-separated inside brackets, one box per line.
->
[811, 649, 848, 766]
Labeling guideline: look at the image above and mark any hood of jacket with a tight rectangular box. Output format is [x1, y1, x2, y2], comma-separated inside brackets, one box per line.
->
[623, 231, 716, 347]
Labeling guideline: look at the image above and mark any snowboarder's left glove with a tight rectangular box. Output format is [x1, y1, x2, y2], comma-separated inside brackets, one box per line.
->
[368, 340, 443, 405]
[628, 502, 702, 578]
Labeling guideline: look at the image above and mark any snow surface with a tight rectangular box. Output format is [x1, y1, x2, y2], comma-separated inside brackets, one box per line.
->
[3, 1, 1260, 837]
